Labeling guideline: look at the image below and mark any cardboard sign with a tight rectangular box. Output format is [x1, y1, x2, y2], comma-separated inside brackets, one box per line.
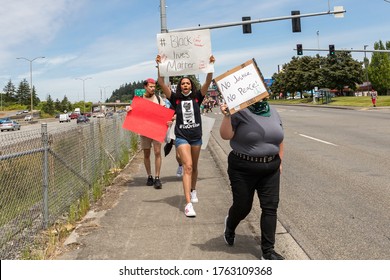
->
[157, 29, 214, 77]
[122, 96, 175, 142]
[213, 59, 269, 115]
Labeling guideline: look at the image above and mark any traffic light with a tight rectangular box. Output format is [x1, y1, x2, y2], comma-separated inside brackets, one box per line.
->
[297, 44, 303, 55]
[242, 16, 252, 34]
[291, 11, 301, 33]
[329, 44, 335, 56]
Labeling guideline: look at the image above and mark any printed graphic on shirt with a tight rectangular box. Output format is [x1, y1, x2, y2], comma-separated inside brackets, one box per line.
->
[182, 101, 195, 124]
[180, 100, 200, 129]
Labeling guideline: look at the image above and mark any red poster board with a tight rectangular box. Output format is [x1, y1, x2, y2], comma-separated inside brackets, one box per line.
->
[122, 96, 175, 142]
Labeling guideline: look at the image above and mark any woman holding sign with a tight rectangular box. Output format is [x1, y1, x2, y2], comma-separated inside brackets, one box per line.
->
[219, 100, 285, 260]
[156, 54, 215, 218]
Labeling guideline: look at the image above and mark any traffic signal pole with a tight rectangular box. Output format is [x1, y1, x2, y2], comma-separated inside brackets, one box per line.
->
[293, 48, 390, 53]
[167, 8, 346, 33]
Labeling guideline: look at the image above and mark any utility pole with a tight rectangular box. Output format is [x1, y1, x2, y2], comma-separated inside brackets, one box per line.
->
[364, 45, 370, 92]
[76, 77, 92, 114]
[16, 56, 45, 114]
[160, 0, 168, 33]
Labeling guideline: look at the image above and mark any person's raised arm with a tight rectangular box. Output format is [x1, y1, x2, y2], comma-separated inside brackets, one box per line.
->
[156, 55, 172, 99]
[200, 55, 215, 96]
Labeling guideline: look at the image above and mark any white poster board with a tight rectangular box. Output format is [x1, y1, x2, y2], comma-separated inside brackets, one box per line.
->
[157, 29, 214, 77]
[200, 115, 215, 150]
[213, 59, 269, 115]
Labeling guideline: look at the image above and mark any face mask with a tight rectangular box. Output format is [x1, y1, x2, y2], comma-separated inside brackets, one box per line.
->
[182, 90, 192, 97]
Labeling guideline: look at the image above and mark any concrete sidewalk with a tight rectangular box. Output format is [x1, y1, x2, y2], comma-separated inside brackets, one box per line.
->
[57, 135, 309, 260]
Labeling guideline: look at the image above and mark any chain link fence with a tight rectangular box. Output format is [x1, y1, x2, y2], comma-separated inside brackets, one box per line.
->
[0, 115, 138, 259]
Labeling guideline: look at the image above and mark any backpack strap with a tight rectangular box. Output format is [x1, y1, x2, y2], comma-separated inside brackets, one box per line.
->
[142, 94, 162, 105]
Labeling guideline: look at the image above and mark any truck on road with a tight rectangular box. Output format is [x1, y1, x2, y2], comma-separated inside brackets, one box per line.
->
[59, 114, 71, 123]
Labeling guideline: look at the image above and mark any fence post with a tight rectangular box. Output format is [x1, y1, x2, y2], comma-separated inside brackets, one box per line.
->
[114, 115, 119, 161]
[89, 121, 96, 182]
[41, 123, 49, 228]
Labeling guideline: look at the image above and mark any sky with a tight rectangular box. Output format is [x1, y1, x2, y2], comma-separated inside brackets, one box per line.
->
[0, 0, 389, 103]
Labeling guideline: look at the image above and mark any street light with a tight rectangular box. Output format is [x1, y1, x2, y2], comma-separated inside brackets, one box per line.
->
[364, 45, 370, 92]
[316, 30, 320, 54]
[99, 86, 110, 102]
[75, 77, 92, 114]
[16, 56, 45, 115]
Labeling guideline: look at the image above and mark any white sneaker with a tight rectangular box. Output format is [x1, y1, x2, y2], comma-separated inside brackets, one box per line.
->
[184, 203, 196, 217]
[190, 190, 198, 203]
[176, 165, 183, 177]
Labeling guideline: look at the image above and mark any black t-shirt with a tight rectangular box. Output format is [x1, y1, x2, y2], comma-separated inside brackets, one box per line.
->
[169, 90, 204, 141]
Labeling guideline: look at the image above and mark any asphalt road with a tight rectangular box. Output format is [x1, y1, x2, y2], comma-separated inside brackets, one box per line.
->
[210, 105, 390, 260]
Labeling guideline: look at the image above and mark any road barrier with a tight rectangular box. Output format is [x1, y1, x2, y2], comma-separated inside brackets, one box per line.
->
[0, 115, 138, 259]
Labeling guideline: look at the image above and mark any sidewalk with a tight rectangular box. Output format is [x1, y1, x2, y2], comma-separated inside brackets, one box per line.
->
[56, 135, 309, 260]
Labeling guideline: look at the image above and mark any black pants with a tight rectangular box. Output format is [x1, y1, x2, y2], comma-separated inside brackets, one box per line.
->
[226, 152, 281, 254]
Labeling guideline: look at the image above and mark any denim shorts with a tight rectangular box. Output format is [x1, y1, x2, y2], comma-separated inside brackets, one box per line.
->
[175, 137, 202, 147]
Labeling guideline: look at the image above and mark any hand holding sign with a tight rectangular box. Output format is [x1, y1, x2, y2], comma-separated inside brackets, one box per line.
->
[122, 97, 175, 142]
[157, 29, 214, 77]
[213, 59, 269, 115]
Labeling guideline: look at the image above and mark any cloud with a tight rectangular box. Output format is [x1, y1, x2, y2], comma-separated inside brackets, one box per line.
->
[0, 0, 82, 48]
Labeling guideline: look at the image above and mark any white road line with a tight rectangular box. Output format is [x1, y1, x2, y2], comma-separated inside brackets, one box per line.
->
[299, 133, 338, 146]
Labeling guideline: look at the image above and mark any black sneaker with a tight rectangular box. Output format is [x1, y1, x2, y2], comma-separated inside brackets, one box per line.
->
[146, 175, 154, 186]
[224, 216, 235, 246]
[261, 250, 285, 260]
[154, 177, 162, 189]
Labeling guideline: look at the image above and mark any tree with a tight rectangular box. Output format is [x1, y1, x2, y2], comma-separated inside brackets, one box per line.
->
[368, 40, 390, 95]
[2, 80, 17, 104]
[16, 79, 30, 105]
[54, 98, 62, 112]
[322, 51, 364, 95]
[61, 95, 72, 112]
[41, 94, 55, 115]
[32, 86, 40, 107]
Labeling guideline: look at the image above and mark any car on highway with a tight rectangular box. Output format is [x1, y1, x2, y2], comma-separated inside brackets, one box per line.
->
[59, 114, 71, 123]
[76, 115, 90, 124]
[0, 117, 11, 124]
[24, 115, 33, 121]
[0, 120, 21, 132]
[69, 113, 80, 119]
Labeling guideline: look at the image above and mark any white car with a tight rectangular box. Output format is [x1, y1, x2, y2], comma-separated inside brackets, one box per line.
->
[24, 115, 33, 121]
[0, 120, 21, 132]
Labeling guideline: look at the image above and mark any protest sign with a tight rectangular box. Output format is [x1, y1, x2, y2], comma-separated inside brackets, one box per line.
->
[157, 29, 214, 77]
[213, 59, 269, 115]
[122, 96, 175, 142]
[200, 115, 215, 150]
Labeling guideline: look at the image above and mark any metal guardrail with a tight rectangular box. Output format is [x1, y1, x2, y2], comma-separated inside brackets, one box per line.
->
[0, 115, 138, 259]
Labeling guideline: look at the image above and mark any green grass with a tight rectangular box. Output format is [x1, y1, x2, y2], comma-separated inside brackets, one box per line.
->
[270, 95, 390, 107]
[328, 96, 390, 107]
